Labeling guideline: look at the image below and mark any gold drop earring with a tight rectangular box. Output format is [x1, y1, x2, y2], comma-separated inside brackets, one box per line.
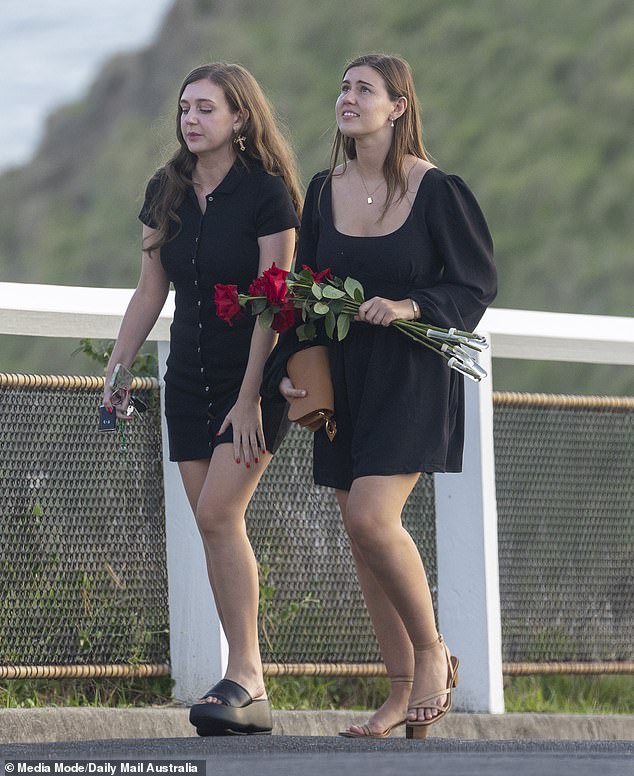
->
[233, 131, 246, 152]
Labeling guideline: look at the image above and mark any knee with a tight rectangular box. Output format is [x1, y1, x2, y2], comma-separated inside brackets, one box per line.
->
[195, 501, 242, 539]
[343, 505, 382, 552]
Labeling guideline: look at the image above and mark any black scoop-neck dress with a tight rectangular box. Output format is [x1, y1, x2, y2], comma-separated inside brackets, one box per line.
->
[292, 167, 497, 491]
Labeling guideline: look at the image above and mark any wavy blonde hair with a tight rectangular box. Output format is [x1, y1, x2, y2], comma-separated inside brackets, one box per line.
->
[327, 53, 430, 217]
[145, 62, 302, 252]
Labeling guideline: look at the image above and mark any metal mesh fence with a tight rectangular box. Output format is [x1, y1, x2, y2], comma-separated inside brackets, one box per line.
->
[0, 375, 169, 676]
[1, 376, 632, 675]
[494, 392, 634, 666]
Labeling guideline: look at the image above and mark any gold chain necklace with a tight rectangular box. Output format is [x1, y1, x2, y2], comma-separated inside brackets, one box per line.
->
[356, 166, 385, 205]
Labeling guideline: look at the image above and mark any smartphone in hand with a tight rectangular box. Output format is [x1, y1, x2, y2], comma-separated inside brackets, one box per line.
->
[109, 363, 135, 392]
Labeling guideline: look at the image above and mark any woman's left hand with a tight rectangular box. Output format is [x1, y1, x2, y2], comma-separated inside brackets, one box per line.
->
[216, 398, 265, 468]
[356, 297, 415, 326]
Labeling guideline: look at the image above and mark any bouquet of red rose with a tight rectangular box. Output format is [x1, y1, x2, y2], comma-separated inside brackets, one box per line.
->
[214, 263, 489, 381]
[214, 263, 298, 334]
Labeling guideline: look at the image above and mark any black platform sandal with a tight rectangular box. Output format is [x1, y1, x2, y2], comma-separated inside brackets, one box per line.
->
[189, 678, 273, 736]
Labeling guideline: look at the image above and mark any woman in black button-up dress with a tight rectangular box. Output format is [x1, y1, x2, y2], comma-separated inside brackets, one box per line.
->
[104, 63, 301, 734]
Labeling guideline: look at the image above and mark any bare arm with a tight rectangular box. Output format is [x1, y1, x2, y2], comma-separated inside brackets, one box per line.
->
[103, 225, 170, 409]
[217, 227, 296, 466]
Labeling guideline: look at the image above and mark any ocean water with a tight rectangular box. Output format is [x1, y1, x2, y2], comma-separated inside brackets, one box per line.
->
[0, 0, 174, 172]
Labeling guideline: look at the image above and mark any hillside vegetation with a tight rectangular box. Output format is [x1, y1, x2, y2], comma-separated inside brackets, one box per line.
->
[1, 0, 632, 392]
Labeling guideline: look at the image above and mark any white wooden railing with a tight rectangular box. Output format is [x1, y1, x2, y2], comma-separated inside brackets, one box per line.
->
[1, 280, 633, 712]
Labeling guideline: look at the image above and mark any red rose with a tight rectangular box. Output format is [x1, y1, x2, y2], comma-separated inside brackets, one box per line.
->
[214, 283, 241, 325]
[302, 264, 333, 284]
[248, 276, 268, 298]
[262, 262, 289, 305]
[271, 303, 297, 333]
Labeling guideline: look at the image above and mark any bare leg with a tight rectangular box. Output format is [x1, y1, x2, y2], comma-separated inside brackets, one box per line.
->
[336, 489, 413, 736]
[179, 458, 228, 629]
[343, 475, 453, 725]
[179, 444, 273, 702]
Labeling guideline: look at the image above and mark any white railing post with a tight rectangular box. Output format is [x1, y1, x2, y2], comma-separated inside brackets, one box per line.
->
[157, 340, 227, 703]
[434, 343, 505, 712]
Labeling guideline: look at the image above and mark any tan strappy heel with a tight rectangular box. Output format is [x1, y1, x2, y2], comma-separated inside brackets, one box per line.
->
[405, 635, 459, 739]
[339, 676, 412, 738]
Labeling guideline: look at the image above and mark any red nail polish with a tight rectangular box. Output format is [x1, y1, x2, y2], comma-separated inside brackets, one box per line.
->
[255, 458, 259, 464]
[235, 458, 240, 464]
[107, 407, 113, 414]
[246, 463, 251, 469]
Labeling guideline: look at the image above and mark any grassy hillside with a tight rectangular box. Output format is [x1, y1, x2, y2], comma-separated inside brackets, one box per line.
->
[0, 0, 633, 392]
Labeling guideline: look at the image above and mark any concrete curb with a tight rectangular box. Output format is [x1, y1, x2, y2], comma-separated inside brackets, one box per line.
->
[0, 708, 632, 744]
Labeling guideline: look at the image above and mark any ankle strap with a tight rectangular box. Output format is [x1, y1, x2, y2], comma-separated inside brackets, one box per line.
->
[413, 634, 444, 653]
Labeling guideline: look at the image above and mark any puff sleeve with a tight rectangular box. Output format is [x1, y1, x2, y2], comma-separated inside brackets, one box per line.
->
[410, 173, 497, 332]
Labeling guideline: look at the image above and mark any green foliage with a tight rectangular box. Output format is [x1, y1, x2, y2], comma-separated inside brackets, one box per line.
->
[268, 675, 392, 711]
[0, 676, 173, 708]
[72, 339, 158, 377]
[4, 673, 632, 713]
[504, 674, 634, 714]
[269, 673, 634, 714]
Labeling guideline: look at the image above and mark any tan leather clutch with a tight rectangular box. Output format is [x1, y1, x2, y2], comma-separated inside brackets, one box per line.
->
[286, 345, 337, 441]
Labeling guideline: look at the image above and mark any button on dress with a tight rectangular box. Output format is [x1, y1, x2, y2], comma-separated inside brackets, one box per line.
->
[294, 168, 497, 490]
[139, 161, 300, 461]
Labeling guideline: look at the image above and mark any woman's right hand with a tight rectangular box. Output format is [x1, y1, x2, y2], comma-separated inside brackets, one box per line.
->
[279, 376, 306, 402]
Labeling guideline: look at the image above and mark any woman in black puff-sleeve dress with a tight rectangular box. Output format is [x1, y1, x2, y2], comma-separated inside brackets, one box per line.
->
[103, 64, 301, 736]
[272, 54, 496, 738]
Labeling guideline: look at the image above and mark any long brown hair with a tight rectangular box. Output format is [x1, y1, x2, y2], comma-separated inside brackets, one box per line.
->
[327, 53, 429, 216]
[144, 62, 302, 252]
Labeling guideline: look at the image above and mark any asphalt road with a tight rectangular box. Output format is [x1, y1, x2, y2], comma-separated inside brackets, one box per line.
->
[2, 737, 633, 776]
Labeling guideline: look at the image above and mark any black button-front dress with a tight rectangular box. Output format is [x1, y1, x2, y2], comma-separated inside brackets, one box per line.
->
[294, 167, 497, 490]
[139, 161, 300, 462]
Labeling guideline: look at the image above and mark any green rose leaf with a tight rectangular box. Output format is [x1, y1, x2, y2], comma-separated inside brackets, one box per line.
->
[337, 313, 351, 340]
[297, 322, 317, 342]
[322, 286, 346, 299]
[313, 302, 330, 315]
[251, 298, 268, 315]
[258, 307, 274, 329]
[344, 277, 365, 303]
[311, 283, 323, 299]
[325, 310, 336, 339]
[297, 268, 314, 283]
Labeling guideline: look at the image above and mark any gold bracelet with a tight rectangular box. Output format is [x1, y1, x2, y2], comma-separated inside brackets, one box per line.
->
[410, 298, 420, 320]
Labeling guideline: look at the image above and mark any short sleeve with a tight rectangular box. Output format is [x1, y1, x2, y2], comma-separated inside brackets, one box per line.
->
[411, 172, 497, 331]
[254, 172, 300, 238]
[138, 171, 165, 229]
[295, 172, 326, 270]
